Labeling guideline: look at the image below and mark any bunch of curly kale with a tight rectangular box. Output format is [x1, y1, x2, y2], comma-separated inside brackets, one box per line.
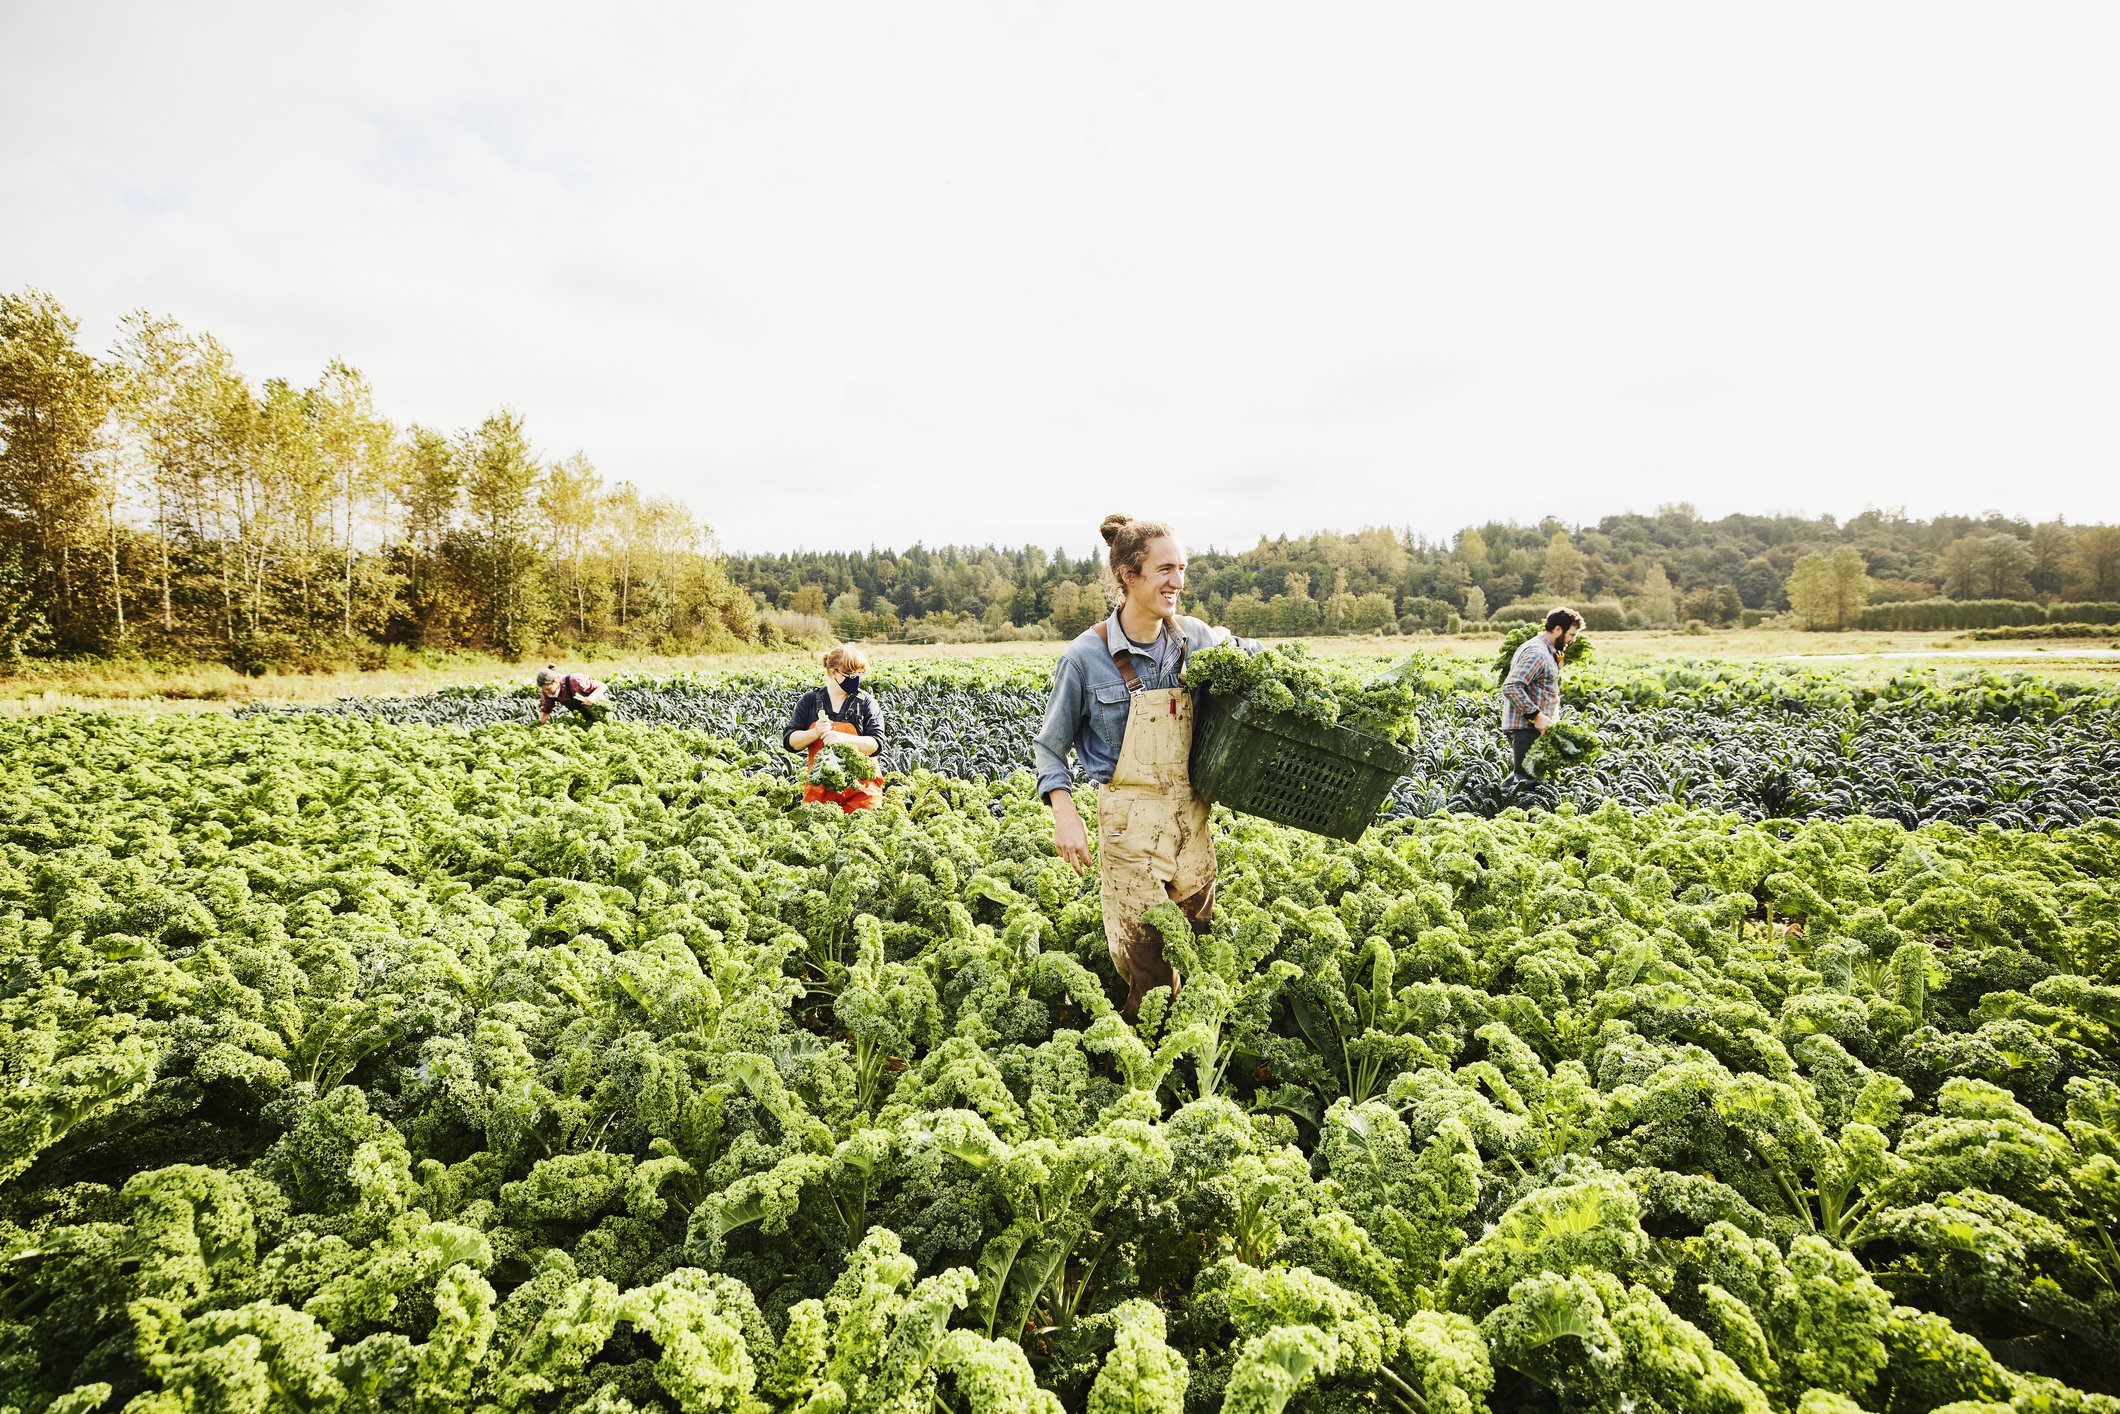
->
[1187, 641, 1427, 749]
[807, 739, 880, 791]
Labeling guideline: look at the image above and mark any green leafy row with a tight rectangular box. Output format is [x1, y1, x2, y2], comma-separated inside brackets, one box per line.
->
[262, 653, 2120, 731]
[4, 715, 2119, 1412]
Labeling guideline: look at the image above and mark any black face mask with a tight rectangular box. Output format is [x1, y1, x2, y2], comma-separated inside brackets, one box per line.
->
[840, 675, 861, 694]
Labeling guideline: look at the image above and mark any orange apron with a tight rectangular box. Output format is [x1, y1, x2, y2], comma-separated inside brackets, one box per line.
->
[804, 718, 882, 813]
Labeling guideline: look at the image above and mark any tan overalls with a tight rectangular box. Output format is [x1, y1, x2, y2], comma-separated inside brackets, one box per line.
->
[1092, 622, 1216, 1020]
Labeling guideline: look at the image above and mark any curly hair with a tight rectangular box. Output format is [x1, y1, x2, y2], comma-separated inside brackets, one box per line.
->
[822, 642, 870, 677]
[1098, 513, 1179, 607]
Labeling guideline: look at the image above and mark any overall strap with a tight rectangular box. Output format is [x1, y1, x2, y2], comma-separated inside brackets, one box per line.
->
[1092, 622, 1146, 692]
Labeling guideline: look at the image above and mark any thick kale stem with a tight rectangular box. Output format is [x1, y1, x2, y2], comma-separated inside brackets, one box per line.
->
[1376, 1363, 1433, 1414]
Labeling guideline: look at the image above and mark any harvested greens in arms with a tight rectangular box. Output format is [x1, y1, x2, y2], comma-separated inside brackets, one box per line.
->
[1187, 641, 1426, 748]
[1523, 720, 1603, 778]
[807, 739, 880, 790]
[1493, 622, 1594, 683]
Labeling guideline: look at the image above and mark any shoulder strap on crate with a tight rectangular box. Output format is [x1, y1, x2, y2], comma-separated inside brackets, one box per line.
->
[1093, 622, 1145, 693]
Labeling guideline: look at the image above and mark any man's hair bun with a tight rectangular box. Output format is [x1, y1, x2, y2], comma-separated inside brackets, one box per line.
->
[1097, 513, 1178, 607]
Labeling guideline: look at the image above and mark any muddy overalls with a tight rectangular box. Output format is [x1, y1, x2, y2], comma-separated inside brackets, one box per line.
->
[1092, 622, 1216, 1020]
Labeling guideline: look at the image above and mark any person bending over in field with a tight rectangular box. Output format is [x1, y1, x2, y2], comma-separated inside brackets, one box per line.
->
[1033, 514, 1260, 1022]
[536, 666, 612, 725]
[783, 642, 886, 813]
[1500, 606, 1582, 783]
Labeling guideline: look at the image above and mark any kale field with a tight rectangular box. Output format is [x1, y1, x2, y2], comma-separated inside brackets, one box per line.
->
[7, 657, 2120, 1414]
[264, 658, 2120, 831]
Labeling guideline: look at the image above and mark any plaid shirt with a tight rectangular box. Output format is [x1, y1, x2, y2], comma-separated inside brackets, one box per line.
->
[552, 674, 602, 705]
[1500, 634, 1561, 730]
[540, 674, 607, 718]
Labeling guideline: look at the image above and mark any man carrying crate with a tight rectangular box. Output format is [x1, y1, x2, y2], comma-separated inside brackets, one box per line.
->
[1034, 514, 1259, 1022]
[1501, 607, 1583, 782]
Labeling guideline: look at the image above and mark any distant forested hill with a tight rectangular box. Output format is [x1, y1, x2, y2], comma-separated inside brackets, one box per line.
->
[725, 509, 2120, 642]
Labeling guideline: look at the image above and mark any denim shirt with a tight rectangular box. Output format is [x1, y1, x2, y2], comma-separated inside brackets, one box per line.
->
[1033, 608, 1260, 802]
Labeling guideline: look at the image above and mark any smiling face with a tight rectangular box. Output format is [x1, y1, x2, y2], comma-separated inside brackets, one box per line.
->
[1123, 535, 1187, 620]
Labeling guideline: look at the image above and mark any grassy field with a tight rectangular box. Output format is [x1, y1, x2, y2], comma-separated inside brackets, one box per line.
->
[3, 627, 2116, 714]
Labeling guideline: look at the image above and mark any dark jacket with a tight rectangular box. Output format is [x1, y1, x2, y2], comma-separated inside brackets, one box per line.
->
[782, 686, 885, 757]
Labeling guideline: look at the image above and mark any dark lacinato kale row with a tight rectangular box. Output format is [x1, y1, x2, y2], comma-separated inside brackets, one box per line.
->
[245, 681, 1047, 782]
[1407, 697, 2120, 830]
[252, 673, 2120, 831]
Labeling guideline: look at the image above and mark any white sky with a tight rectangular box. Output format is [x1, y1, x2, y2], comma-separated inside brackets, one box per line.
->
[5, 2, 2116, 553]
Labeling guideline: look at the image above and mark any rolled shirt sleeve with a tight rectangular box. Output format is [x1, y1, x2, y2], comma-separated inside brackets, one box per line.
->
[1034, 654, 1086, 802]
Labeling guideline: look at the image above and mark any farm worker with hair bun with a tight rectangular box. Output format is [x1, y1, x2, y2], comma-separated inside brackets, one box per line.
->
[535, 665, 612, 725]
[1034, 514, 1260, 1022]
[783, 641, 886, 813]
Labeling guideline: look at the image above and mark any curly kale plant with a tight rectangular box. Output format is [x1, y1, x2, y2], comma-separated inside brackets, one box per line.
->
[1187, 642, 1425, 749]
[1493, 622, 1594, 683]
[7, 707, 2120, 1413]
[808, 739, 880, 791]
[1523, 722, 1604, 779]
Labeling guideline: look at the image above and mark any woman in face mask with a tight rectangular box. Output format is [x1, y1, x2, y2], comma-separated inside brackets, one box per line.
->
[783, 642, 885, 812]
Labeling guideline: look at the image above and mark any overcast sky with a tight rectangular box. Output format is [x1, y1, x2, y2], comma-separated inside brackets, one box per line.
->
[6, 2, 2116, 553]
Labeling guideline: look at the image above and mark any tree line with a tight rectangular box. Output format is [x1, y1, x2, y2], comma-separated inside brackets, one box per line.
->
[8, 284, 2120, 668]
[732, 508, 2120, 643]
[0, 288, 758, 670]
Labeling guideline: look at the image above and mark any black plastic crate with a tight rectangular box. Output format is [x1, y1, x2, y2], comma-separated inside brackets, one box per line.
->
[1189, 692, 1412, 841]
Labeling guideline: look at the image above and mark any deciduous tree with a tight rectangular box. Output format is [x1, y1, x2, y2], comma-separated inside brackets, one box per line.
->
[459, 409, 544, 655]
[540, 452, 603, 636]
[314, 362, 395, 637]
[2068, 526, 2120, 600]
[1539, 531, 1585, 598]
[1942, 532, 2033, 600]
[1785, 547, 1869, 630]
[1047, 579, 1099, 638]
[1636, 562, 1676, 627]
[0, 289, 112, 646]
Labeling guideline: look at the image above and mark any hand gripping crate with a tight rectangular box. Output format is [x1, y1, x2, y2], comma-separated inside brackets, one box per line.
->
[1188, 691, 1413, 841]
